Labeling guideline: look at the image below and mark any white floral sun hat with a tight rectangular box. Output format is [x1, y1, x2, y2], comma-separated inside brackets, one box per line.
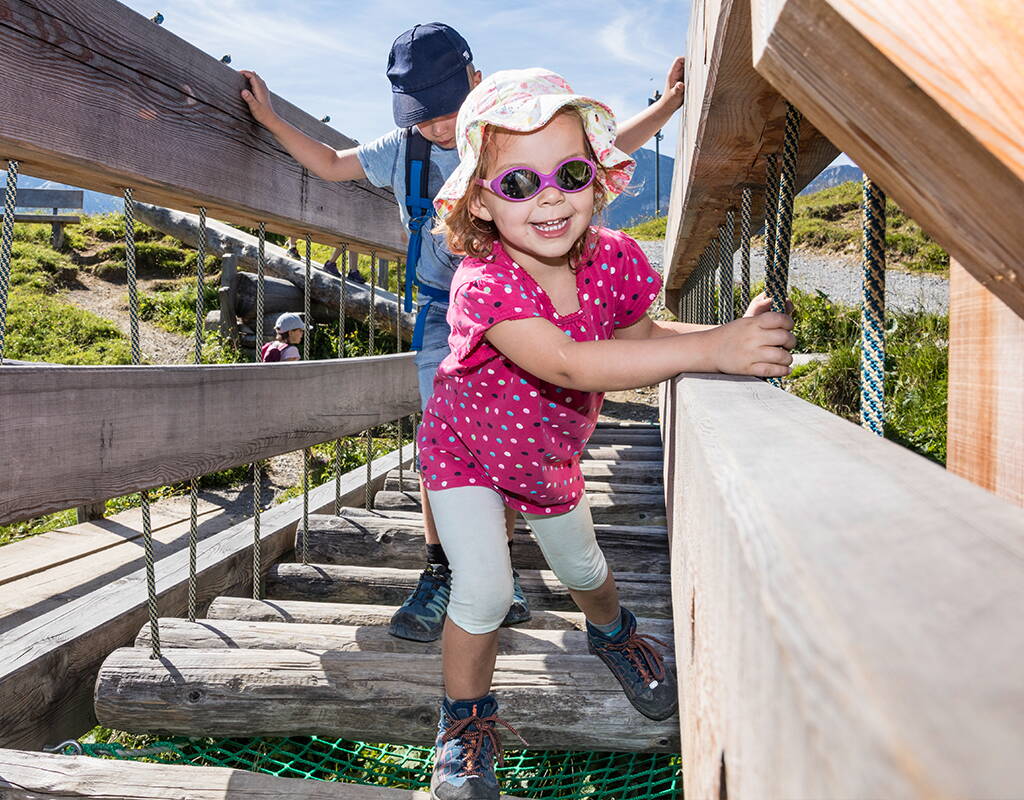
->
[433, 67, 635, 219]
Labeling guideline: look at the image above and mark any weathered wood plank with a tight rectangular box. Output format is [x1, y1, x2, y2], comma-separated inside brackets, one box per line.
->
[0, 0, 406, 251]
[0, 748, 511, 799]
[6, 213, 81, 224]
[662, 371, 1024, 798]
[578, 459, 663, 484]
[135, 617, 676, 656]
[583, 445, 662, 461]
[12, 187, 83, 209]
[0, 353, 417, 524]
[372, 489, 667, 527]
[584, 429, 662, 446]
[295, 513, 669, 574]
[947, 259, 1024, 507]
[750, 0, 1024, 317]
[266, 564, 673, 618]
[94, 648, 678, 751]
[0, 449, 407, 751]
[384, 470, 663, 495]
[663, 0, 838, 301]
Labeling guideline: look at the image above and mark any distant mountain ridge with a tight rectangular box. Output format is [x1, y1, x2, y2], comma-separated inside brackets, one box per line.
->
[605, 146, 675, 229]
[800, 164, 863, 195]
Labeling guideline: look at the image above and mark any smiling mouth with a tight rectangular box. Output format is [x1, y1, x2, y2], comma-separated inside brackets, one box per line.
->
[530, 217, 571, 235]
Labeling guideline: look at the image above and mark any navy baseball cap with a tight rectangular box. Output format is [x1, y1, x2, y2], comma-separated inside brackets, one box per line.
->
[387, 23, 474, 127]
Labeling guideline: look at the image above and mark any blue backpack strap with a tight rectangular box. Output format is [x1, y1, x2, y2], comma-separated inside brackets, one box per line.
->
[410, 283, 450, 350]
[403, 128, 435, 318]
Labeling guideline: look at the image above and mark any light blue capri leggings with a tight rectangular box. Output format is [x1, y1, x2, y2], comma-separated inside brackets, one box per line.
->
[425, 485, 609, 634]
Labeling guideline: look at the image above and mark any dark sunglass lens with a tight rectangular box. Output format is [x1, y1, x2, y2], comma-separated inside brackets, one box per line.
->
[500, 169, 541, 199]
[557, 160, 594, 190]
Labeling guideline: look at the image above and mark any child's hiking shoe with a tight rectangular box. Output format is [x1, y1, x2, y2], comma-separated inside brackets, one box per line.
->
[586, 606, 678, 721]
[388, 563, 450, 642]
[286, 245, 301, 259]
[430, 694, 525, 800]
[323, 260, 340, 277]
[501, 570, 531, 626]
[347, 266, 366, 284]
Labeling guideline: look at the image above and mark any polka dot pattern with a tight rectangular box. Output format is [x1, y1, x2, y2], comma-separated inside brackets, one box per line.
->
[419, 228, 662, 514]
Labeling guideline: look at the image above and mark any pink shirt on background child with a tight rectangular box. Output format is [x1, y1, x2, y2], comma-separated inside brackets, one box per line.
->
[418, 227, 662, 515]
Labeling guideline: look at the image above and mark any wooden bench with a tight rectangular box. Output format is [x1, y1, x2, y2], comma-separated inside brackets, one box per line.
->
[4, 187, 83, 248]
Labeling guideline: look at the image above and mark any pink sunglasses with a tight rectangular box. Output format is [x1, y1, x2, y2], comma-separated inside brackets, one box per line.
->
[477, 157, 597, 202]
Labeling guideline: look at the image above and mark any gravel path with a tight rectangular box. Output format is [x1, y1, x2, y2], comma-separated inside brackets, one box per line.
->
[638, 241, 949, 315]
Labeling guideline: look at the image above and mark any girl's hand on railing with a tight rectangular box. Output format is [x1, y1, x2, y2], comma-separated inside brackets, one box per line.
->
[710, 312, 795, 378]
[239, 70, 281, 129]
[743, 291, 794, 317]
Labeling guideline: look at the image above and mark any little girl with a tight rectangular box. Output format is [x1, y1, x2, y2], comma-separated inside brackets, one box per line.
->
[420, 68, 794, 800]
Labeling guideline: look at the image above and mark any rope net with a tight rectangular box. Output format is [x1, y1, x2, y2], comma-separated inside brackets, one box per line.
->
[78, 736, 680, 798]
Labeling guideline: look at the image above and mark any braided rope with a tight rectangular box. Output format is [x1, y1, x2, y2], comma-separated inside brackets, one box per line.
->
[252, 223, 266, 600]
[703, 248, 717, 325]
[187, 207, 207, 622]
[395, 259, 404, 486]
[770, 103, 802, 314]
[334, 244, 348, 515]
[764, 153, 779, 296]
[719, 212, 735, 323]
[861, 177, 887, 436]
[365, 251, 376, 510]
[0, 161, 19, 363]
[740, 188, 752, 312]
[300, 234, 312, 564]
[125, 188, 160, 658]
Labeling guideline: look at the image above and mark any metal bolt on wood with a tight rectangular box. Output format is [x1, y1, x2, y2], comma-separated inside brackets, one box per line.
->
[0, 160, 19, 363]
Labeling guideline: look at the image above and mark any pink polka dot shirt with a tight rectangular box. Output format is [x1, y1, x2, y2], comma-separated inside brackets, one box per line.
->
[418, 227, 662, 515]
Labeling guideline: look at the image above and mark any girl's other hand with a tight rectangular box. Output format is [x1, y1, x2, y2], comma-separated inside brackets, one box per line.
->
[239, 69, 279, 127]
[662, 56, 685, 110]
[711, 312, 796, 378]
[743, 291, 793, 317]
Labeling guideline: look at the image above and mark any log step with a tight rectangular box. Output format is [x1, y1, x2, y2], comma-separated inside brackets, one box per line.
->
[94, 647, 678, 751]
[372, 490, 667, 527]
[297, 512, 669, 574]
[583, 444, 662, 461]
[0, 747, 525, 799]
[578, 458, 662, 484]
[383, 470, 663, 496]
[206, 598, 615, 631]
[584, 429, 662, 447]
[265, 564, 673, 618]
[136, 617, 675, 657]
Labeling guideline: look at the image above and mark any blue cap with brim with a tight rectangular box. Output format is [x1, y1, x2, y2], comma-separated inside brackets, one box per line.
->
[387, 23, 473, 127]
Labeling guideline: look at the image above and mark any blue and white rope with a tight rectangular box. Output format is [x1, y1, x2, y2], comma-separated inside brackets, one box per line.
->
[860, 177, 886, 436]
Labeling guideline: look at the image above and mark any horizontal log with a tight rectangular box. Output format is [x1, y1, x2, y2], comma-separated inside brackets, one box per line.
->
[206, 598, 621, 631]
[579, 459, 663, 484]
[582, 445, 662, 461]
[266, 564, 673, 618]
[384, 470, 663, 495]
[1, 353, 417, 524]
[0, 0, 406, 251]
[663, 371, 1024, 797]
[94, 647, 678, 751]
[0, 747, 502, 799]
[295, 513, 669, 574]
[584, 429, 662, 447]
[0, 448, 408, 751]
[135, 618, 676, 657]
[372, 488, 667, 526]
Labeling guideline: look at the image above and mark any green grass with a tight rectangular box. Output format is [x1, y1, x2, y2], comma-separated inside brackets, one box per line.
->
[620, 215, 668, 240]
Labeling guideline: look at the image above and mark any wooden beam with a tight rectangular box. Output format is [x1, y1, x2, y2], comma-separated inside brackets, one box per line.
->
[0, 353, 417, 524]
[662, 372, 1024, 797]
[750, 0, 1024, 317]
[0, 448, 408, 751]
[11, 187, 83, 209]
[0, 0, 406, 251]
[947, 259, 1024, 506]
[0, 748, 522, 799]
[663, 0, 838, 297]
[384, 471, 663, 495]
[94, 648, 679, 751]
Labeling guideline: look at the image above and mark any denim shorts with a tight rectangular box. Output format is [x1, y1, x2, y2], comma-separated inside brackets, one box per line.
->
[413, 301, 451, 412]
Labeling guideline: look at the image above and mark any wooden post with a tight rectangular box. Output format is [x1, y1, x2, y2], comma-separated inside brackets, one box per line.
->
[74, 501, 106, 524]
[947, 259, 1024, 507]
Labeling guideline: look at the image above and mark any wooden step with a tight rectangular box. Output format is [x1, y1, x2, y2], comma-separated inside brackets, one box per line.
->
[266, 564, 673, 618]
[579, 459, 662, 484]
[594, 420, 657, 428]
[585, 429, 662, 447]
[94, 648, 678, 751]
[583, 444, 662, 461]
[206, 598, 621, 631]
[297, 513, 669, 574]
[372, 490, 666, 527]
[136, 617, 675, 657]
[383, 470, 662, 496]
[0, 747, 521, 799]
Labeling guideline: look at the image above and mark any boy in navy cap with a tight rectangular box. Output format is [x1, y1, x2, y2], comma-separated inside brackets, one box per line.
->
[241, 23, 685, 646]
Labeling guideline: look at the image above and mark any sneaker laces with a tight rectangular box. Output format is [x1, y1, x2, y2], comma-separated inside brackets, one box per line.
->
[600, 632, 669, 688]
[441, 706, 527, 777]
[411, 566, 448, 605]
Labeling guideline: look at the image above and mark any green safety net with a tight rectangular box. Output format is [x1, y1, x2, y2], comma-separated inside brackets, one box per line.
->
[79, 736, 681, 798]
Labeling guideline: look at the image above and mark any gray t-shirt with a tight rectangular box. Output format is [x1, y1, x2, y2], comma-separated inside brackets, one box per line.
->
[357, 128, 462, 296]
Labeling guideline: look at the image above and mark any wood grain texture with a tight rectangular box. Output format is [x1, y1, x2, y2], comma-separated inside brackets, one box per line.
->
[662, 0, 838, 303]
[0, 449, 409, 751]
[750, 0, 1024, 317]
[384, 471, 663, 495]
[581, 445, 663, 462]
[295, 512, 669, 574]
[0, 0, 406, 251]
[662, 371, 1024, 798]
[947, 259, 1024, 507]
[94, 648, 679, 751]
[0, 353, 417, 524]
[11, 188, 83, 208]
[0, 748, 516, 799]
[266, 564, 673, 618]
[577, 459, 663, 484]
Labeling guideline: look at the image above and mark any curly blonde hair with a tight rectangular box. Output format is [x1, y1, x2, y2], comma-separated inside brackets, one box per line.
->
[435, 107, 610, 270]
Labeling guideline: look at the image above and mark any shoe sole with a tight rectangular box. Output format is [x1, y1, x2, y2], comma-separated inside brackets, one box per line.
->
[588, 641, 679, 721]
[388, 622, 443, 643]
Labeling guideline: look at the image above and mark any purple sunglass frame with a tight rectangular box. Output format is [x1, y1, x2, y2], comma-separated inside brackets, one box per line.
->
[476, 157, 597, 202]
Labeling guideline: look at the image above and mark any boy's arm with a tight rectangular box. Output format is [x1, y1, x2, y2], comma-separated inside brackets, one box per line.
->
[614, 57, 685, 156]
[240, 70, 366, 182]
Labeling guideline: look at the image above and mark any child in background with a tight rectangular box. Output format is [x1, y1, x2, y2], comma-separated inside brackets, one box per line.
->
[421, 69, 795, 799]
[259, 312, 304, 362]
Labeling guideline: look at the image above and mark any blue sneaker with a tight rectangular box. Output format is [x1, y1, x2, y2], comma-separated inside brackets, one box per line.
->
[430, 694, 524, 800]
[587, 606, 678, 721]
[388, 563, 450, 642]
[501, 570, 531, 627]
